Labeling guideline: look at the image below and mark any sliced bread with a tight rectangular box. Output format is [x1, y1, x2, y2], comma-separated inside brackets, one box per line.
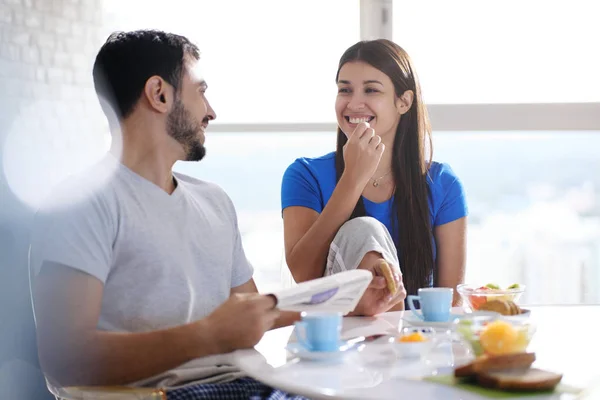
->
[477, 368, 563, 391]
[455, 352, 536, 378]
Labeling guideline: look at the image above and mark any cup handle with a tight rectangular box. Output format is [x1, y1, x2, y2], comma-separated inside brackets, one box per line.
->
[407, 295, 424, 320]
[294, 321, 312, 351]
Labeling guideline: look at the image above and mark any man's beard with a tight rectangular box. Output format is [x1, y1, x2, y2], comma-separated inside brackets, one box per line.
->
[167, 98, 206, 161]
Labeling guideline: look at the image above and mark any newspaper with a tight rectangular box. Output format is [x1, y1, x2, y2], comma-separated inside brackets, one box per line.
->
[269, 269, 373, 314]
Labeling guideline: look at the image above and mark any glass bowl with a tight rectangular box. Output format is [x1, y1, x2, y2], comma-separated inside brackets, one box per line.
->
[453, 313, 536, 357]
[457, 283, 525, 312]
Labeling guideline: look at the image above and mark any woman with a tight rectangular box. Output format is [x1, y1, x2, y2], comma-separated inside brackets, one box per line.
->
[281, 39, 467, 316]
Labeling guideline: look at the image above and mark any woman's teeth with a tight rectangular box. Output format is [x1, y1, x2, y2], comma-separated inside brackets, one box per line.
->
[347, 116, 374, 124]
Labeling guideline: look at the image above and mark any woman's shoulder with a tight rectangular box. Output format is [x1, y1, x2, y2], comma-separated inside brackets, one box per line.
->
[427, 161, 468, 223]
[286, 151, 336, 173]
[427, 161, 464, 192]
[292, 151, 336, 166]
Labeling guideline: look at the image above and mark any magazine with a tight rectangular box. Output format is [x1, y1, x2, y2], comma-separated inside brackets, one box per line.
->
[269, 269, 372, 314]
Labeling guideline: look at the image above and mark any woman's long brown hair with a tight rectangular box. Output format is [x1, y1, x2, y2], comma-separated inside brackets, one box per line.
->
[334, 39, 434, 296]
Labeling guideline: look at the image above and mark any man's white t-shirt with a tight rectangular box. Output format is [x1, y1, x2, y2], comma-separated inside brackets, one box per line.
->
[30, 154, 254, 387]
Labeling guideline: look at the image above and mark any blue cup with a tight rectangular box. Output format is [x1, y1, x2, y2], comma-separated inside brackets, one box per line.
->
[294, 311, 342, 352]
[407, 287, 453, 322]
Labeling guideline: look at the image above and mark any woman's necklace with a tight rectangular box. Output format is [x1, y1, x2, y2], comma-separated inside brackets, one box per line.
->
[371, 170, 392, 187]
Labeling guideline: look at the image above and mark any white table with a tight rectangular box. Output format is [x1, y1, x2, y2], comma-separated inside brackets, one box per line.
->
[233, 306, 600, 399]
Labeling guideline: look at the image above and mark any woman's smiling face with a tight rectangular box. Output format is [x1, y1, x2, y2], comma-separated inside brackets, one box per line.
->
[335, 61, 401, 139]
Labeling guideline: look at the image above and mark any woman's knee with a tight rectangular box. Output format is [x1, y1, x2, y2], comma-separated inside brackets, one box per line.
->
[337, 216, 388, 238]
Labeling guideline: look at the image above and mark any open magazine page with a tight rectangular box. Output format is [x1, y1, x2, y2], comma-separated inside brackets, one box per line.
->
[270, 270, 372, 314]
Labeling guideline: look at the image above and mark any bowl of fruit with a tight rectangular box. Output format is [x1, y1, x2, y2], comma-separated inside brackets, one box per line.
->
[454, 314, 535, 357]
[457, 283, 525, 313]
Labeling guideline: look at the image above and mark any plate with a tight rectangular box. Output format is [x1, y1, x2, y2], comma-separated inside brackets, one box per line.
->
[401, 313, 463, 329]
[285, 340, 362, 361]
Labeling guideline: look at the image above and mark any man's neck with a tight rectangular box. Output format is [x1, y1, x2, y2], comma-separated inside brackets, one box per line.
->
[110, 120, 180, 194]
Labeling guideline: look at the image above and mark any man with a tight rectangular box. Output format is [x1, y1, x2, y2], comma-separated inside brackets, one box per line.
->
[30, 30, 303, 399]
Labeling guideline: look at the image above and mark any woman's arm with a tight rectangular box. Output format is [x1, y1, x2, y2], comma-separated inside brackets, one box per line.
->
[283, 123, 383, 283]
[433, 217, 467, 306]
[283, 174, 363, 282]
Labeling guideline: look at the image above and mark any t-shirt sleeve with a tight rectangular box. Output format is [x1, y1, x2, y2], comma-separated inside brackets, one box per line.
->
[221, 193, 254, 288]
[433, 164, 469, 227]
[281, 159, 323, 213]
[30, 193, 115, 283]
[231, 224, 254, 288]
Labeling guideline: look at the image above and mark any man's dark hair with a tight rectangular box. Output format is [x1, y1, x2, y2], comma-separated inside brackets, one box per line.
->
[92, 30, 200, 122]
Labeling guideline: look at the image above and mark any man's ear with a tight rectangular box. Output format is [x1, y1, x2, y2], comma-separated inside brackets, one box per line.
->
[395, 90, 414, 116]
[143, 76, 170, 113]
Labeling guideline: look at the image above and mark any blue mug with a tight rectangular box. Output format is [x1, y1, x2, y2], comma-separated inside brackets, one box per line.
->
[294, 311, 342, 352]
[407, 288, 453, 322]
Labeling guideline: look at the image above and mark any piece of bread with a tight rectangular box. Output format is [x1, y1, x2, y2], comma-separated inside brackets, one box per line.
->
[378, 260, 397, 295]
[454, 353, 536, 378]
[478, 299, 523, 316]
[508, 300, 518, 315]
[454, 360, 480, 378]
[479, 299, 511, 315]
[505, 300, 521, 315]
[477, 368, 563, 391]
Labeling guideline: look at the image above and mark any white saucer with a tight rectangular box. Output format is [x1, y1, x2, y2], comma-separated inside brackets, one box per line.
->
[286, 341, 360, 361]
[401, 313, 462, 329]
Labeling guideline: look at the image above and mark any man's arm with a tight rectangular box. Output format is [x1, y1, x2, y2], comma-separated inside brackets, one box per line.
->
[35, 263, 278, 387]
[231, 279, 301, 328]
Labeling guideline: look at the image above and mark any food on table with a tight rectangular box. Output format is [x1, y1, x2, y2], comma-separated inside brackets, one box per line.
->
[456, 319, 485, 356]
[477, 368, 563, 391]
[484, 283, 500, 289]
[478, 299, 523, 316]
[379, 260, 397, 295]
[457, 318, 531, 357]
[467, 286, 490, 309]
[460, 283, 524, 310]
[479, 320, 529, 355]
[397, 331, 427, 343]
[454, 352, 536, 377]
[454, 352, 562, 392]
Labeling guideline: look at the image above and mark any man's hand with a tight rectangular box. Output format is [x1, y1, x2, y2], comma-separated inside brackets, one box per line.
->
[350, 263, 407, 316]
[204, 293, 280, 353]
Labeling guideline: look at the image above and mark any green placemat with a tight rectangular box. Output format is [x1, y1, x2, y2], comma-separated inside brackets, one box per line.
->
[423, 375, 582, 399]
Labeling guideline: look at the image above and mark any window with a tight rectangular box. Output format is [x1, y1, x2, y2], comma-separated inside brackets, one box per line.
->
[392, 0, 600, 104]
[436, 131, 600, 304]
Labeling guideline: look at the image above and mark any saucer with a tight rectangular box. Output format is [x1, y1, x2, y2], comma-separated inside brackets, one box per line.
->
[286, 341, 360, 361]
[401, 313, 462, 329]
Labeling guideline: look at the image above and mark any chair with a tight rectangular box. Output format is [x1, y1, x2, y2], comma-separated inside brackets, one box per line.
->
[27, 246, 166, 400]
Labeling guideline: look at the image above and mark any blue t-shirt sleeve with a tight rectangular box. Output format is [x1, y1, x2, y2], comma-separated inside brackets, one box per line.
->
[281, 159, 323, 213]
[433, 163, 469, 226]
